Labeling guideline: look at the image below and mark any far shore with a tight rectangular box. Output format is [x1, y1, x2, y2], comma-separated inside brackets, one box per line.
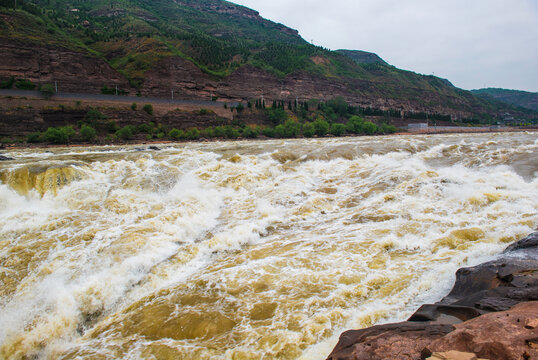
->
[1, 126, 536, 152]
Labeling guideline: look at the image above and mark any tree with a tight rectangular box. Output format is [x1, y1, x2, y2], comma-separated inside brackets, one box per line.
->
[168, 128, 184, 140]
[330, 123, 346, 136]
[44, 126, 75, 144]
[312, 118, 329, 136]
[302, 123, 315, 137]
[265, 108, 287, 126]
[116, 126, 134, 140]
[80, 124, 97, 142]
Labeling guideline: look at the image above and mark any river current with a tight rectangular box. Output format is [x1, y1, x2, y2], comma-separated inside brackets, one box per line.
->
[0, 133, 537, 359]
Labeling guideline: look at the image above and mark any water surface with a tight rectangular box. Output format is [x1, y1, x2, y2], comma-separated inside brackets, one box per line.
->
[0, 133, 537, 359]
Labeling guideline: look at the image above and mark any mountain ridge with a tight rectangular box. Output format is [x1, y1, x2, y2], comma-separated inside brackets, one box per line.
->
[471, 88, 538, 111]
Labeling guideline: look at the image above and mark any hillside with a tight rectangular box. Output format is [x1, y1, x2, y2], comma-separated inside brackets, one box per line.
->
[0, 0, 534, 120]
[336, 50, 388, 65]
[471, 88, 538, 111]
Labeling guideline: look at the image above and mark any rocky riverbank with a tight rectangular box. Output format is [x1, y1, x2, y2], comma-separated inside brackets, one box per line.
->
[327, 231, 538, 360]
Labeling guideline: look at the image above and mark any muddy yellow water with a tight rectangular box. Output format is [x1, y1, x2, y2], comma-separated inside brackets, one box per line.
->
[0, 133, 537, 359]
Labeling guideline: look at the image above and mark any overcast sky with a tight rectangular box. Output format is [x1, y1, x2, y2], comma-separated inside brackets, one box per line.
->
[231, 0, 538, 92]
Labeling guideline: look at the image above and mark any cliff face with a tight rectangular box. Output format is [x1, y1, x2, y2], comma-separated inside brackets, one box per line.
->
[0, 106, 225, 138]
[0, 39, 130, 94]
[139, 57, 481, 118]
[327, 231, 538, 360]
[0, 37, 518, 120]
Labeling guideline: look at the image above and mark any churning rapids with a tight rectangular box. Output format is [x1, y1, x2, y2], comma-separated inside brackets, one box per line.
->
[0, 133, 537, 360]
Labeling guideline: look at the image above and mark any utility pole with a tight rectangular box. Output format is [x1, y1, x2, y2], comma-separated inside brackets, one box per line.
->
[55, 81, 58, 93]
[115, 85, 118, 96]
[171, 90, 174, 100]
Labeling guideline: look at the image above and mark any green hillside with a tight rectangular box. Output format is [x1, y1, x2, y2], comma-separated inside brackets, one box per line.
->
[0, 0, 535, 121]
[471, 88, 538, 111]
[0, 0, 445, 83]
[336, 50, 388, 65]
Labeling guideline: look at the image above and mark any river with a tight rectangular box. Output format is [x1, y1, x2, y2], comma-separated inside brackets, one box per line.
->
[0, 132, 537, 359]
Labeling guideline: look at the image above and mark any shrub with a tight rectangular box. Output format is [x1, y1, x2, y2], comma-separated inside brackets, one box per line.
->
[265, 108, 287, 126]
[131, 103, 137, 111]
[346, 115, 365, 134]
[275, 120, 301, 138]
[142, 104, 153, 115]
[0, 76, 15, 89]
[137, 123, 154, 134]
[362, 121, 379, 135]
[312, 118, 330, 136]
[262, 127, 276, 138]
[80, 124, 97, 142]
[44, 126, 75, 144]
[302, 123, 315, 137]
[199, 108, 209, 115]
[101, 85, 115, 95]
[27, 132, 42, 143]
[116, 126, 134, 140]
[185, 128, 200, 140]
[85, 108, 106, 122]
[223, 125, 240, 139]
[200, 127, 214, 138]
[15, 79, 36, 90]
[242, 126, 259, 139]
[168, 128, 184, 140]
[330, 123, 346, 136]
[380, 123, 398, 134]
[106, 121, 119, 133]
[40, 84, 55, 99]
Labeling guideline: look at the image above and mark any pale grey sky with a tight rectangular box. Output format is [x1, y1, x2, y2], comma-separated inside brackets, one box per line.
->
[231, 0, 538, 92]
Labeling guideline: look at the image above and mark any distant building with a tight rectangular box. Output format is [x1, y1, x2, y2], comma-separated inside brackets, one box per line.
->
[501, 112, 515, 122]
[408, 123, 428, 131]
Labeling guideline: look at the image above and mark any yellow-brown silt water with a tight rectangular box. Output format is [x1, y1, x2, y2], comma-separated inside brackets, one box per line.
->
[0, 133, 537, 359]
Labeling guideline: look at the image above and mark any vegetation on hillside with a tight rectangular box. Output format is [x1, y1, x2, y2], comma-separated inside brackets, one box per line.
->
[471, 88, 538, 111]
[0, 0, 536, 120]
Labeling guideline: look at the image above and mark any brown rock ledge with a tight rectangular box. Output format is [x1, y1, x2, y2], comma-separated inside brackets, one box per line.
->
[327, 231, 538, 360]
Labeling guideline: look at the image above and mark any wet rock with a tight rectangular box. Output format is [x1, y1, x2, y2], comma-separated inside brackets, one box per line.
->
[426, 351, 481, 360]
[424, 302, 538, 360]
[408, 304, 483, 324]
[326, 322, 454, 360]
[0, 154, 13, 161]
[148, 146, 161, 151]
[504, 231, 538, 253]
[326, 231, 538, 360]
